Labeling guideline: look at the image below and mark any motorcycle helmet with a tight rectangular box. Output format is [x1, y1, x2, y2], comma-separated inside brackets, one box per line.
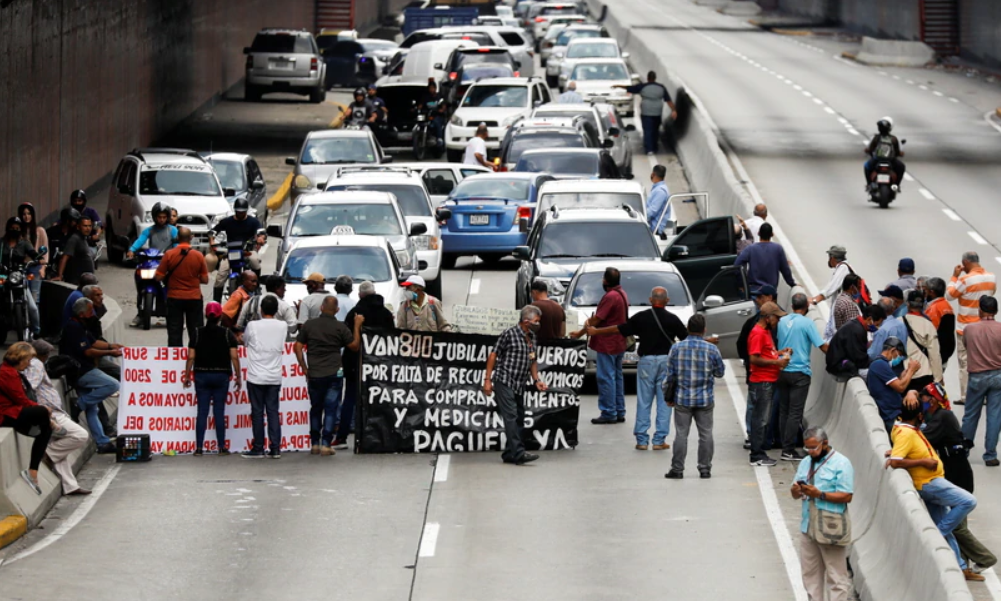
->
[151, 202, 171, 219]
[5, 216, 22, 235]
[69, 189, 87, 204]
[61, 207, 82, 223]
[233, 197, 250, 213]
[354, 87, 366, 99]
[877, 118, 892, 135]
[921, 382, 950, 410]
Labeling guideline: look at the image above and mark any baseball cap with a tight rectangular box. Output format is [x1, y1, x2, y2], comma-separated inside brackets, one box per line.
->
[305, 272, 325, 283]
[898, 257, 915, 272]
[751, 284, 777, 297]
[205, 302, 223, 319]
[882, 336, 906, 354]
[826, 245, 847, 260]
[878, 285, 904, 300]
[759, 302, 787, 318]
[402, 275, 426, 288]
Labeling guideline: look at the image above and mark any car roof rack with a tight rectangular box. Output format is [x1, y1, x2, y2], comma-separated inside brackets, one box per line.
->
[128, 148, 203, 162]
[334, 165, 416, 177]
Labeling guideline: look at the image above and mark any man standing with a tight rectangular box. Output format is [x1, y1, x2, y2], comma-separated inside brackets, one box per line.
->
[530, 280, 565, 341]
[333, 275, 356, 321]
[747, 302, 790, 467]
[397, 275, 450, 332]
[877, 285, 907, 318]
[616, 71, 677, 155]
[571, 267, 628, 425]
[867, 337, 920, 433]
[733, 223, 796, 291]
[54, 217, 96, 285]
[886, 257, 917, 292]
[736, 285, 778, 449]
[741, 203, 768, 243]
[61, 298, 120, 454]
[645, 165, 671, 236]
[924, 277, 956, 368]
[155, 227, 209, 347]
[297, 273, 330, 324]
[811, 245, 854, 306]
[483, 305, 548, 465]
[867, 297, 908, 362]
[902, 290, 942, 391]
[558, 81, 583, 103]
[242, 296, 289, 459]
[790, 427, 854, 601]
[294, 296, 363, 457]
[222, 271, 259, 327]
[588, 287, 687, 450]
[207, 198, 263, 302]
[947, 251, 997, 404]
[960, 296, 1001, 467]
[824, 274, 863, 342]
[237, 274, 297, 337]
[463, 124, 493, 169]
[777, 293, 827, 461]
[663, 315, 724, 479]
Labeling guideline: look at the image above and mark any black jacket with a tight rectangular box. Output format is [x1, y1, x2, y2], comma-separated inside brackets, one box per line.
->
[923, 408, 974, 493]
[343, 294, 395, 378]
[826, 318, 870, 378]
[937, 313, 956, 366]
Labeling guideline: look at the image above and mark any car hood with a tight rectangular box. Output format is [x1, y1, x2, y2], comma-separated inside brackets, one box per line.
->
[455, 106, 529, 122]
[573, 80, 630, 94]
[284, 281, 405, 314]
[146, 195, 231, 217]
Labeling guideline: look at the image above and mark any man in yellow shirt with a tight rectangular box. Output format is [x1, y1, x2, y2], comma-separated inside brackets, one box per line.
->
[886, 404, 978, 578]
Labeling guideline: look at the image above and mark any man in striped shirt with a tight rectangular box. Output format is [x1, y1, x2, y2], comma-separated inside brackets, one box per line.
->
[947, 252, 997, 404]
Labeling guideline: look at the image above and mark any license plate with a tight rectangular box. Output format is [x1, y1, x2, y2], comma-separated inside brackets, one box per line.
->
[469, 214, 490, 225]
[228, 249, 243, 261]
[624, 351, 639, 364]
[398, 131, 413, 141]
[876, 174, 891, 183]
[270, 60, 293, 71]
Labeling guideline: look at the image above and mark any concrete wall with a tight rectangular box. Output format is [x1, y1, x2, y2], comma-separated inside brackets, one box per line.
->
[355, 0, 413, 34]
[0, 0, 314, 224]
[959, 0, 1001, 68]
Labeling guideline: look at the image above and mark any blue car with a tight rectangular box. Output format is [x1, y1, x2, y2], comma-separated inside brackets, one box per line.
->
[440, 172, 555, 268]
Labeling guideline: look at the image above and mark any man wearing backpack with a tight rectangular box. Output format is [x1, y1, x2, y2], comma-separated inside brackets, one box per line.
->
[812, 245, 869, 308]
[396, 276, 450, 332]
[237, 274, 297, 339]
[864, 118, 905, 187]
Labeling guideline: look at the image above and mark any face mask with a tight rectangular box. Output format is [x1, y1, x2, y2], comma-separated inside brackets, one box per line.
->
[602, 282, 610, 291]
[410, 291, 419, 302]
[921, 401, 932, 413]
[811, 448, 829, 463]
[527, 321, 541, 333]
[890, 356, 904, 367]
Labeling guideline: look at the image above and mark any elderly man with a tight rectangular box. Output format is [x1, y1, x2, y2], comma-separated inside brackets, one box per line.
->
[961, 296, 1001, 467]
[867, 336, 920, 434]
[333, 275, 356, 321]
[886, 257, 917, 292]
[397, 275, 450, 332]
[463, 123, 493, 169]
[947, 251, 997, 404]
[812, 245, 855, 306]
[827, 304, 879, 379]
[26, 340, 91, 495]
[237, 274, 297, 337]
[297, 272, 330, 324]
[60, 298, 119, 454]
[902, 290, 942, 392]
[777, 293, 827, 461]
[558, 81, 583, 103]
[222, 270, 259, 327]
[741, 203, 768, 243]
[824, 274, 863, 342]
[483, 305, 548, 465]
[868, 297, 908, 362]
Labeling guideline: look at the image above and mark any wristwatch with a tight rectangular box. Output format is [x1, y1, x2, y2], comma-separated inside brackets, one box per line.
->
[820, 492, 827, 501]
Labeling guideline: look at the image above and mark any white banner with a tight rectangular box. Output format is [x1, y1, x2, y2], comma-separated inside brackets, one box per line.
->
[451, 305, 521, 335]
[116, 346, 311, 454]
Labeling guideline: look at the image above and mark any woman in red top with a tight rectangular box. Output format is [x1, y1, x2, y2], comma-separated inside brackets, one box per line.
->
[0, 342, 53, 494]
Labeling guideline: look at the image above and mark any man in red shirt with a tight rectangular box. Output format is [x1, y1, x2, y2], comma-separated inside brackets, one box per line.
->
[748, 302, 791, 466]
[155, 227, 209, 347]
[572, 267, 629, 424]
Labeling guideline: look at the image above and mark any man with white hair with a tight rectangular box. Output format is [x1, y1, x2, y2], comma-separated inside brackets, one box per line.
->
[558, 81, 583, 103]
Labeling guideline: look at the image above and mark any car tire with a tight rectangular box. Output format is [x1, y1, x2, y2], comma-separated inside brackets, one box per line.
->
[425, 276, 443, 302]
[310, 86, 324, 104]
[441, 254, 458, 270]
[245, 84, 262, 102]
[446, 149, 462, 163]
[477, 253, 505, 264]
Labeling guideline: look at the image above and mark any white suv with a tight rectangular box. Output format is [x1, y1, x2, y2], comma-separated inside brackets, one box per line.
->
[444, 77, 552, 162]
[106, 148, 233, 262]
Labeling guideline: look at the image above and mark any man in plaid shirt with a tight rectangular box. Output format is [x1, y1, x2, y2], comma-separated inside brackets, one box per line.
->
[663, 315, 725, 479]
[484, 305, 549, 465]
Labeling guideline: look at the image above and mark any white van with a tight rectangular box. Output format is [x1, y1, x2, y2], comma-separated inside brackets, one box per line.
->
[402, 39, 479, 83]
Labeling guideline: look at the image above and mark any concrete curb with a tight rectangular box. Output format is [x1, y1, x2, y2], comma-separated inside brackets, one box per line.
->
[0, 515, 27, 550]
[266, 173, 294, 212]
[854, 36, 936, 67]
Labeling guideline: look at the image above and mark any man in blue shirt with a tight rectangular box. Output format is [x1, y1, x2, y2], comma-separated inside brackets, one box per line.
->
[777, 293, 828, 461]
[734, 223, 796, 290]
[646, 165, 671, 235]
[866, 336, 921, 433]
[868, 298, 908, 362]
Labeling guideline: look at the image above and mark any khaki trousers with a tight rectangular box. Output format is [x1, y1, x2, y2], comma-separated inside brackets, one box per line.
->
[47, 412, 89, 493]
[800, 532, 851, 601]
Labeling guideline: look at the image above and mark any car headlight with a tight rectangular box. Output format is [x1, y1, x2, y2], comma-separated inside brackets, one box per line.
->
[139, 269, 158, 279]
[8, 271, 23, 286]
[143, 211, 153, 223]
[294, 174, 312, 190]
[413, 235, 438, 251]
[450, 114, 463, 126]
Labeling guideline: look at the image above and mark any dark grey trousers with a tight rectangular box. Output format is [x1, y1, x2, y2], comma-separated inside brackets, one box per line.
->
[671, 404, 714, 473]
[494, 380, 526, 463]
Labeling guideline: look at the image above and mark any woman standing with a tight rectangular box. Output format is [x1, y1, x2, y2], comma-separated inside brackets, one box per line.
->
[0, 342, 53, 495]
[182, 302, 241, 455]
[18, 203, 49, 303]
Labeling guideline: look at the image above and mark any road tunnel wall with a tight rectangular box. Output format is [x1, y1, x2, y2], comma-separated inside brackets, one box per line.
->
[0, 0, 314, 224]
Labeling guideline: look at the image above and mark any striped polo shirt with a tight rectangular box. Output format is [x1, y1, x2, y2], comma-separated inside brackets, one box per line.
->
[947, 267, 996, 334]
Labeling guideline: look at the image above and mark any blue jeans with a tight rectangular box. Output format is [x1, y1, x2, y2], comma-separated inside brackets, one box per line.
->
[336, 375, 358, 443]
[307, 375, 343, 446]
[961, 369, 1001, 461]
[27, 264, 41, 304]
[247, 382, 281, 452]
[635, 355, 671, 445]
[76, 368, 119, 446]
[748, 380, 776, 461]
[640, 115, 661, 154]
[194, 371, 230, 450]
[596, 352, 625, 420]
[918, 477, 977, 570]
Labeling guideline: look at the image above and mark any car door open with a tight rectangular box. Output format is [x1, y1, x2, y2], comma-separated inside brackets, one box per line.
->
[696, 266, 755, 359]
[662, 215, 737, 300]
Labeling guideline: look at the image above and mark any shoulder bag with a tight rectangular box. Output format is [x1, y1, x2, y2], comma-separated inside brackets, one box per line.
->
[612, 289, 636, 352]
[806, 452, 852, 546]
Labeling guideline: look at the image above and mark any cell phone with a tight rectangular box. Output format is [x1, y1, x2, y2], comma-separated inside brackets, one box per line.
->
[796, 480, 808, 486]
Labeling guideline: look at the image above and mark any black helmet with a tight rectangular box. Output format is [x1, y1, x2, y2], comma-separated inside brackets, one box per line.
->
[151, 202, 170, 218]
[61, 207, 82, 223]
[233, 197, 250, 213]
[877, 118, 892, 135]
[69, 189, 87, 204]
[354, 87, 366, 98]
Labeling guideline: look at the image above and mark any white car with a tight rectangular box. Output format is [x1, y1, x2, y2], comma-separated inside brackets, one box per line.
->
[106, 148, 233, 262]
[400, 26, 535, 77]
[444, 77, 554, 162]
[323, 167, 445, 298]
[286, 128, 390, 203]
[391, 161, 491, 207]
[531, 4, 585, 47]
[566, 58, 637, 115]
[545, 24, 608, 87]
[537, 179, 647, 218]
[280, 233, 411, 316]
[557, 37, 626, 91]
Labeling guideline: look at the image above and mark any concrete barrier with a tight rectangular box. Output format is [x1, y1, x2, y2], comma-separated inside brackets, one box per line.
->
[720, 1, 762, 16]
[854, 36, 936, 67]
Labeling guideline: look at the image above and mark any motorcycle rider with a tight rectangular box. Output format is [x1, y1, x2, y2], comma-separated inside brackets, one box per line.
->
[127, 203, 177, 327]
[367, 84, 388, 123]
[68, 190, 104, 253]
[207, 197, 262, 303]
[45, 207, 80, 270]
[416, 78, 446, 152]
[864, 117, 906, 189]
[347, 87, 377, 127]
[0, 217, 41, 336]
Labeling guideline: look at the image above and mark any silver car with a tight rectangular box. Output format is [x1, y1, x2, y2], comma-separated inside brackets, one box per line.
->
[286, 129, 391, 203]
[531, 102, 634, 178]
[204, 153, 269, 221]
[244, 28, 326, 103]
[545, 24, 608, 87]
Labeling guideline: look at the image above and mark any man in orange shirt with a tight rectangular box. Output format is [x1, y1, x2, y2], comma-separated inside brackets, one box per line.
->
[947, 252, 996, 404]
[924, 277, 955, 369]
[222, 271, 259, 328]
[155, 227, 209, 347]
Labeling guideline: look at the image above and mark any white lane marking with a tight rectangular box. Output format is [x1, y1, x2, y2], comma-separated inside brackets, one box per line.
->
[469, 278, 481, 295]
[892, 75, 901, 80]
[969, 231, 989, 245]
[942, 209, 961, 221]
[723, 367, 809, 601]
[984, 111, 1001, 134]
[878, 71, 888, 76]
[793, 84, 803, 91]
[847, 128, 860, 136]
[418, 523, 440, 557]
[813, 98, 824, 105]
[933, 91, 944, 97]
[824, 107, 836, 114]
[837, 117, 849, 125]
[984, 568, 1001, 601]
[918, 85, 928, 91]
[996, 257, 1001, 267]
[906, 79, 915, 85]
[949, 97, 959, 103]
[903, 173, 915, 182]
[918, 188, 936, 200]
[7, 466, 122, 564]
[434, 454, 450, 482]
[802, 91, 812, 98]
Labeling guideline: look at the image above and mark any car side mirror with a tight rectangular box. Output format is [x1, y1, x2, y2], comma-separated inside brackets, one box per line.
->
[436, 207, 453, 221]
[602, 138, 614, 148]
[434, 63, 443, 70]
[519, 217, 530, 233]
[266, 225, 283, 238]
[418, 260, 429, 271]
[410, 222, 428, 235]
[665, 245, 689, 260]
[607, 127, 620, 137]
[624, 124, 636, 132]
[224, 188, 236, 197]
[513, 246, 531, 260]
[515, 60, 522, 69]
[285, 157, 297, 166]
[702, 295, 724, 309]
[622, 52, 631, 59]
[251, 179, 265, 190]
[382, 156, 394, 164]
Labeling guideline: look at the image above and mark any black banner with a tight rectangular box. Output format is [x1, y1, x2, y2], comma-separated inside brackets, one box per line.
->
[358, 328, 586, 454]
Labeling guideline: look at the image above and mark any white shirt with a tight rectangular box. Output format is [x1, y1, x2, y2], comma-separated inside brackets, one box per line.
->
[743, 216, 765, 243]
[237, 292, 297, 337]
[463, 136, 487, 166]
[244, 318, 288, 385]
[335, 293, 356, 321]
[821, 261, 853, 301]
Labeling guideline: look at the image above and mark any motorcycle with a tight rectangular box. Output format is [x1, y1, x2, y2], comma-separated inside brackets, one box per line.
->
[215, 230, 264, 301]
[866, 139, 906, 209]
[412, 102, 445, 161]
[0, 246, 46, 342]
[135, 247, 167, 331]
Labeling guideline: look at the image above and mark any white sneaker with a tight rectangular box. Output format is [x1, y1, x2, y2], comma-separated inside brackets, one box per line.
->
[130, 316, 142, 327]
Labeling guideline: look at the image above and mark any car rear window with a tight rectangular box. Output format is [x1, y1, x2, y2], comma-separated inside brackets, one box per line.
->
[452, 178, 532, 201]
[462, 85, 528, 108]
[570, 272, 689, 307]
[537, 222, 658, 259]
[572, 62, 628, 80]
[300, 137, 377, 165]
[567, 42, 618, 58]
[499, 32, 526, 46]
[557, 29, 600, 46]
[541, 6, 580, 15]
[442, 32, 493, 45]
[458, 51, 515, 68]
[507, 132, 585, 164]
[284, 246, 392, 283]
[251, 33, 313, 54]
[326, 184, 432, 217]
[515, 152, 597, 175]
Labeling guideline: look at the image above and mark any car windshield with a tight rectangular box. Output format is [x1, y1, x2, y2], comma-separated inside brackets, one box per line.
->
[362, 40, 397, 53]
[557, 30, 600, 46]
[290, 203, 402, 236]
[206, 159, 246, 192]
[508, 133, 585, 164]
[541, 6, 579, 15]
[462, 85, 528, 108]
[538, 222, 659, 259]
[572, 62, 628, 80]
[325, 184, 431, 217]
[139, 169, 221, 196]
[569, 271, 690, 307]
[515, 152, 597, 175]
[541, 192, 644, 213]
[567, 42, 618, 58]
[451, 178, 532, 201]
[284, 246, 392, 283]
[300, 137, 377, 164]
[251, 34, 313, 54]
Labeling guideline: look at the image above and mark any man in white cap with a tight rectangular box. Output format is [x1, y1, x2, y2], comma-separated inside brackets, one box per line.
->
[396, 275, 451, 332]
